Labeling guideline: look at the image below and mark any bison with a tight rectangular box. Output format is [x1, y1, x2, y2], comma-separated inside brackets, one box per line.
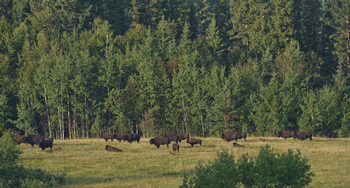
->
[105, 145, 123, 152]
[126, 133, 141, 143]
[326, 133, 338, 138]
[173, 143, 179, 152]
[150, 137, 171, 149]
[221, 132, 246, 142]
[164, 133, 179, 143]
[296, 132, 312, 141]
[100, 133, 116, 142]
[177, 133, 189, 142]
[14, 135, 27, 145]
[187, 138, 202, 147]
[26, 134, 44, 147]
[39, 138, 53, 151]
[115, 133, 128, 142]
[276, 131, 296, 140]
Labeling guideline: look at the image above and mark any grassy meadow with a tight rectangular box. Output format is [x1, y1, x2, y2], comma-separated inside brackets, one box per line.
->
[16, 137, 350, 188]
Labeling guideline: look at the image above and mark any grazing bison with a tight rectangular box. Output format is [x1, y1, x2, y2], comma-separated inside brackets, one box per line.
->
[233, 143, 245, 147]
[126, 133, 141, 143]
[100, 133, 116, 142]
[14, 135, 27, 145]
[221, 132, 246, 142]
[296, 132, 312, 141]
[150, 137, 171, 149]
[177, 133, 189, 142]
[326, 133, 338, 138]
[187, 138, 202, 147]
[39, 138, 53, 151]
[277, 131, 296, 140]
[115, 133, 128, 142]
[164, 133, 179, 143]
[235, 132, 247, 141]
[26, 134, 44, 147]
[173, 143, 179, 152]
[105, 145, 123, 152]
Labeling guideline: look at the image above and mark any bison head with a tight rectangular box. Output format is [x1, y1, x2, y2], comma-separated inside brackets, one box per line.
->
[149, 138, 155, 145]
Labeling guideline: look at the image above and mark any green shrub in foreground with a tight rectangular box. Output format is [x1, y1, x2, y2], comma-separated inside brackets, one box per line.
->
[0, 133, 65, 188]
[181, 145, 314, 188]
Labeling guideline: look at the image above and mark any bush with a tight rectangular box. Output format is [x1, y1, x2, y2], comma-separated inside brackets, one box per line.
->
[181, 145, 314, 188]
[0, 133, 65, 188]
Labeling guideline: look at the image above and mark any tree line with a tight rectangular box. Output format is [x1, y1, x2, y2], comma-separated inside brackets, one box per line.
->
[1, 0, 350, 139]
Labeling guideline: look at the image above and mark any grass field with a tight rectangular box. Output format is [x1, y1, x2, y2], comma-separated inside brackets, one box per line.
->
[16, 137, 350, 188]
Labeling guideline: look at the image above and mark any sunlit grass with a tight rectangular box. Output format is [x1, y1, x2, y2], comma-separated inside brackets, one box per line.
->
[17, 137, 350, 188]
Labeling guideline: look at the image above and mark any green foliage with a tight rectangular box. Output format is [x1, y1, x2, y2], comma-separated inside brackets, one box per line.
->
[180, 150, 240, 188]
[181, 145, 314, 188]
[0, 133, 65, 187]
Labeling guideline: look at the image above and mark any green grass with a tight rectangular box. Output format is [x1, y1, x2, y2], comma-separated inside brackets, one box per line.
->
[17, 137, 350, 188]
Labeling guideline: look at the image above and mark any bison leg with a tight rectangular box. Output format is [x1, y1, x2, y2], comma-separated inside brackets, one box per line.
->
[156, 144, 160, 148]
[105, 138, 108, 142]
[191, 144, 194, 147]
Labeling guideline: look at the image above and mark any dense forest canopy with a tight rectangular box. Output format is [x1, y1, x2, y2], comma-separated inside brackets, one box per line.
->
[0, 0, 350, 139]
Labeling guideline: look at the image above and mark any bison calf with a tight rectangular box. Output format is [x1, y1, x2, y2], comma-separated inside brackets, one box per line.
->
[187, 138, 202, 147]
[173, 143, 179, 152]
[39, 138, 53, 151]
[105, 145, 123, 152]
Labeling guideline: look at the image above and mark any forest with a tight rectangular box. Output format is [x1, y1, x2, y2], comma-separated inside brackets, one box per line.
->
[0, 0, 350, 139]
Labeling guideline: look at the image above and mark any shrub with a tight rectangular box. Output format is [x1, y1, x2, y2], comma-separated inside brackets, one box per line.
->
[0, 133, 65, 188]
[180, 145, 314, 188]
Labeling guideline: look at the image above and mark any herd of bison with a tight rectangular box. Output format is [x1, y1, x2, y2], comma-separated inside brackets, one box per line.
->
[13, 130, 338, 153]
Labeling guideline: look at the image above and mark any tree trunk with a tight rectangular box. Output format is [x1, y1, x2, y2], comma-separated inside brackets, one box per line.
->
[44, 89, 52, 138]
[67, 94, 71, 140]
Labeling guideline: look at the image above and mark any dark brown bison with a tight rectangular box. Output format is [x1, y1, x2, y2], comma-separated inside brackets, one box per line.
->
[326, 133, 338, 138]
[221, 132, 246, 142]
[173, 143, 179, 152]
[276, 131, 296, 140]
[39, 138, 53, 151]
[126, 133, 141, 143]
[296, 132, 312, 141]
[150, 137, 171, 148]
[115, 133, 128, 142]
[187, 138, 202, 147]
[26, 134, 44, 147]
[14, 135, 27, 145]
[164, 133, 179, 143]
[100, 133, 116, 142]
[233, 143, 245, 147]
[177, 133, 189, 142]
[234, 132, 246, 141]
[105, 145, 123, 152]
